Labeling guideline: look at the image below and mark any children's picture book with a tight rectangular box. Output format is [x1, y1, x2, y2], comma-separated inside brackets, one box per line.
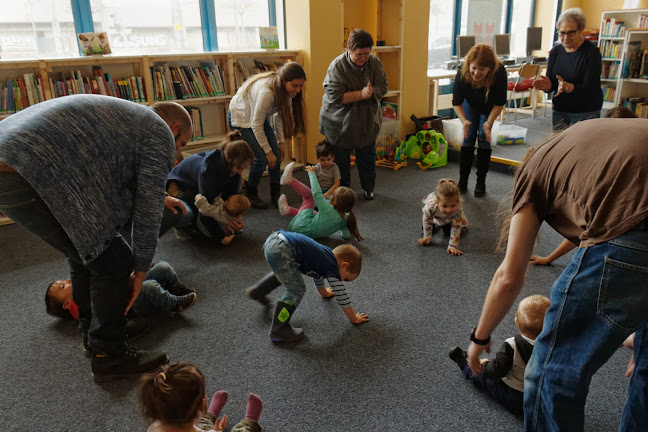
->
[78, 32, 112, 56]
[381, 101, 398, 122]
[259, 26, 279, 49]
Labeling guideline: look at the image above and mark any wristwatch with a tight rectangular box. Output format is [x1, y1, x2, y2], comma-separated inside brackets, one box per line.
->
[470, 327, 491, 345]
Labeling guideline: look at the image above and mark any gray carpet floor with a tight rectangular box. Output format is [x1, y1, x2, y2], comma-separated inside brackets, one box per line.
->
[0, 113, 632, 431]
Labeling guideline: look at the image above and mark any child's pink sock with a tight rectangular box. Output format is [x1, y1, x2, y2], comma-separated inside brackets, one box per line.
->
[208, 390, 229, 417]
[245, 393, 263, 421]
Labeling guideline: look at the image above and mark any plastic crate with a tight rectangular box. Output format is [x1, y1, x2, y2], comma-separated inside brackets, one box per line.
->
[491, 123, 527, 145]
[441, 118, 463, 149]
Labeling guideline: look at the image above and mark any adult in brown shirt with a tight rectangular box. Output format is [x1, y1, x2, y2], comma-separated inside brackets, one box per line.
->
[464, 118, 648, 430]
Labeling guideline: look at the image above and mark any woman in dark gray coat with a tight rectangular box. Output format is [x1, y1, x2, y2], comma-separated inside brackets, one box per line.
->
[319, 29, 388, 201]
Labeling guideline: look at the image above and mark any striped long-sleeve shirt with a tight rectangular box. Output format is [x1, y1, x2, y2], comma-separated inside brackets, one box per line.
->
[0, 95, 175, 271]
[279, 230, 352, 309]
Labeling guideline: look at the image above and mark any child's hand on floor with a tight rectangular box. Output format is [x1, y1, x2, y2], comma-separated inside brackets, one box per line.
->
[529, 255, 552, 266]
[221, 233, 235, 245]
[447, 246, 463, 256]
[418, 238, 431, 246]
[351, 312, 369, 324]
[318, 286, 335, 298]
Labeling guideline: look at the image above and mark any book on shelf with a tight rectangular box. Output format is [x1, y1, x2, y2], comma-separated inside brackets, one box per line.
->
[185, 106, 205, 141]
[622, 42, 643, 78]
[640, 15, 648, 28]
[381, 100, 398, 121]
[601, 18, 626, 38]
[641, 50, 648, 78]
[599, 40, 622, 58]
[0, 74, 44, 114]
[46, 68, 145, 102]
[601, 85, 616, 102]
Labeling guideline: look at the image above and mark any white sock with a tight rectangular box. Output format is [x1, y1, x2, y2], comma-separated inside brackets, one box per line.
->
[278, 194, 290, 216]
[280, 161, 295, 186]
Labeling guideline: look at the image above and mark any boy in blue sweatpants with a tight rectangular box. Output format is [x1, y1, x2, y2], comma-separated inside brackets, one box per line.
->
[246, 230, 368, 342]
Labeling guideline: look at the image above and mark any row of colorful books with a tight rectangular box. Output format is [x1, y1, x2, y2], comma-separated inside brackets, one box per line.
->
[620, 98, 648, 118]
[602, 85, 616, 102]
[601, 61, 620, 79]
[233, 59, 285, 91]
[601, 19, 626, 38]
[0, 74, 46, 114]
[600, 40, 622, 59]
[622, 43, 648, 79]
[151, 62, 227, 101]
[621, 97, 646, 115]
[48, 68, 146, 102]
[639, 15, 648, 28]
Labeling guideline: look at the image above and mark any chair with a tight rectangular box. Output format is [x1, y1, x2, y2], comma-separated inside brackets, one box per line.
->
[503, 63, 540, 122]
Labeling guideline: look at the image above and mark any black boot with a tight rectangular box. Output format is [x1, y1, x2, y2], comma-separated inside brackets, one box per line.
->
[474, 148, 492, 198]
[270, 301, 304, 343]
[270, 183, 281, 208]
[246, 272, 281, 305]
[91, 345, 169, 382]
[459, 147, 474, 194]
[245, 184, 268, 209]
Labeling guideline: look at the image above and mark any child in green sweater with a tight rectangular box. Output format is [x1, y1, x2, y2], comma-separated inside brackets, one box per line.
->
[277, 162, 363, 241]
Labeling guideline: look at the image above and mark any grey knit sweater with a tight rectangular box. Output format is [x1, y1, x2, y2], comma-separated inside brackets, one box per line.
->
[0, 95, 175, 271]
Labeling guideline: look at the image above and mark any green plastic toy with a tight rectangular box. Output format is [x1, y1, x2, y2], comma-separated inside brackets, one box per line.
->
[406, 129, 448, 169]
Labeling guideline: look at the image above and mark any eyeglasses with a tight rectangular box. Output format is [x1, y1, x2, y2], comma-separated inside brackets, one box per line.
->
[557, 30, 578, 38]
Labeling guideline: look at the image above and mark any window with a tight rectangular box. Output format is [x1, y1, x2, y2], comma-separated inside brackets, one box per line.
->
[461, 0, 506, 45]
[428, 0, 454, 69]
[214, 0, 270, 51]
[0, 0, 79, 59]
[90, 0, 204, 54]
[509, 0, 533, 57]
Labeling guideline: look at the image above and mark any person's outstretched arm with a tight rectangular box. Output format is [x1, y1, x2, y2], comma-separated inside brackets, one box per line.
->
[530, 238, 576, 266]
[467, 204, 540, 375]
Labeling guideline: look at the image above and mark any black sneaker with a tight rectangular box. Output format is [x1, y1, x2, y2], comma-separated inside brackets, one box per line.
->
[449, 346, 467, 368]
[91, 346, 169, 382]
[170, 281, 196, 296]
[175, 292, 197, 313]
[82, 318, 151, 357]
[364, 190, 375, 200]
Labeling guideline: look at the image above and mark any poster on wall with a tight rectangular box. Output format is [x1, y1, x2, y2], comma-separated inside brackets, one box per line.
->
[466, 0, 504, 46]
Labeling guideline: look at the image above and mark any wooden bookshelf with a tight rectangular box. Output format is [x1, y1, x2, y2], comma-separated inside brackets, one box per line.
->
[0, 49, 304, 226]
[342, 0, 403, 139]
[598, 9, 648, 109]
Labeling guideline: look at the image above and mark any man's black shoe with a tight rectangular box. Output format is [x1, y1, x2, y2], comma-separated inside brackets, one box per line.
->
[364, 190, 375, 200]
[449, 346, 468, 368]
[91, 346, 169, 382]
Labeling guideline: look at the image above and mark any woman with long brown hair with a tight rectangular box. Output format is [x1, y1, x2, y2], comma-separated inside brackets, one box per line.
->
[228, 62, 306, 209]
[452, 44, 507, 197]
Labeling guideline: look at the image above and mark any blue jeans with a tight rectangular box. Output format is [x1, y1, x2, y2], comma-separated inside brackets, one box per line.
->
[334, 142, 376, 191]
[462, 101, 491, 149]
[263, 232, 307, 306]
[0, 171, 132, 355]
[132, 261, 180, 315]
[524, 229, 648, 431]
[551, 109, 601, 132]
[158, 199, 194, 236]
[228, 111, 280, 188]
[460, 364, 524, 414]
